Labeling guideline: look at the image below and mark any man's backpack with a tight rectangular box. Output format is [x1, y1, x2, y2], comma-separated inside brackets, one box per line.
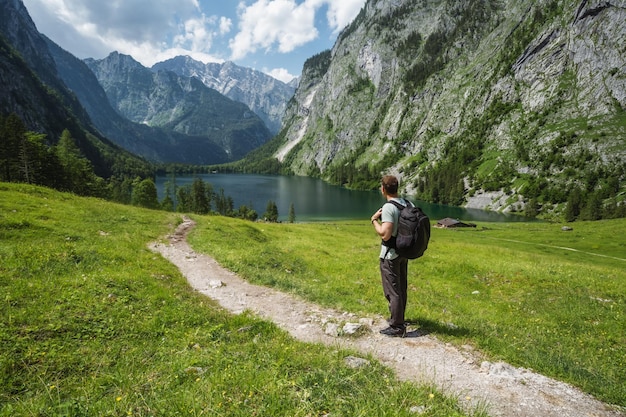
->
[383, 200, 431, 259]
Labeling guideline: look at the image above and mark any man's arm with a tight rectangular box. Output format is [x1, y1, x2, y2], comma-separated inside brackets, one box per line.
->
[371, 205, 394, 241]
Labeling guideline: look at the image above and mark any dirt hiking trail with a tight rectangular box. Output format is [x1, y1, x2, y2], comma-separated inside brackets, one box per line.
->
[149, 217, 624, 417]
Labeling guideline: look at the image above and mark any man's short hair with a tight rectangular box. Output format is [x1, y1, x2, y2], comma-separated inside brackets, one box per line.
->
[382, 175, 398, 195]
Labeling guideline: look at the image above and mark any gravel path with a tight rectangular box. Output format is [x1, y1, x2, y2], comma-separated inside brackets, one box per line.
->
[149, 217, 624, 417]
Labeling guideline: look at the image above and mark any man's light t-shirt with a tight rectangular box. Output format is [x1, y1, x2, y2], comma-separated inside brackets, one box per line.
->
[378, 198, 407, 259]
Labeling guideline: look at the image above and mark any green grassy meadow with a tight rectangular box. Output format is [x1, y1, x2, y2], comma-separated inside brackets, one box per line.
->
[1, 182, 625, 415]
[0, 183, 480, 417]
[188, 205, 626, 407]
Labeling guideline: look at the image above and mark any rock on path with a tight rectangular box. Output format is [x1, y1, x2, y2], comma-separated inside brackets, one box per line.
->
[149, 217, 624, 417]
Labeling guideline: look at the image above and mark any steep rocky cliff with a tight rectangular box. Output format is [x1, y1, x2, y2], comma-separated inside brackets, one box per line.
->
[274, 0, 625, 215]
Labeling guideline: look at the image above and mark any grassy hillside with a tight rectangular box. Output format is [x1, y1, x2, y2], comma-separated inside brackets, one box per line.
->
[0, 183, 476, 417]
[188, 214, 626, 407]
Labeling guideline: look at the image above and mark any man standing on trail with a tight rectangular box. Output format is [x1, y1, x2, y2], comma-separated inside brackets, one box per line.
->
[370, 175, 408, 337]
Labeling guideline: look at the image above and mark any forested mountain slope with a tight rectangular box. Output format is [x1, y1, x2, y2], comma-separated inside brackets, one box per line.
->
[0, 0, 153, 182]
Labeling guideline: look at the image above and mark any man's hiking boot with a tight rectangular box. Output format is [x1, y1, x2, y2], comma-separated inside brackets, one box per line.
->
[379, 326, 406, 338]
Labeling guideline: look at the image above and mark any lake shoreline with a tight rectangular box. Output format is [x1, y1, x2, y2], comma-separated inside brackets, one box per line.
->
[156, 173, 537, 223]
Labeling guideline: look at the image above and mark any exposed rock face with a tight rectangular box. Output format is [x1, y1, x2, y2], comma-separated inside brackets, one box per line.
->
[0, 0, 91, 133]
[86, 52, 272, 161]
[152, 56, 296, 134]
[46, 42, 229, 164]
[275, 0, 626, 212]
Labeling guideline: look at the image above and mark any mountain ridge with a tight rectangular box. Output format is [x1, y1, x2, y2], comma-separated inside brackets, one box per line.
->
[1, 0, 273, 167]
[3, 0, 624, 219]
[152, 56, 295, 135]
[46, 44, 230, 165]
[84, 51, 272, 163]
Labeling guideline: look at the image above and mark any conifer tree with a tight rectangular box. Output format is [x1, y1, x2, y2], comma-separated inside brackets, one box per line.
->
[0, 113, 25, 182]
[581, 192, 602, 221]
[564, 188, 582, 222]
[176, 186, 192, 212]
[236, 205, 258, 221]
[264, 200, 279, 222]
[214, 188, 234, 215]
[288, 203, 296, 223]
[160, 194, 175, 212]
[55, 129, 99, 195]
[19, 132, 48, 184]
[109, 176, 133, 204]
[191, 177, 211, 214]
[524, 198, 539, 218]
[162, 173, 177, 211]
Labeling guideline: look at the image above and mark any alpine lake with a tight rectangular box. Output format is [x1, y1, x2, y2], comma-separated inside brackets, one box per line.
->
[156, 173, 534, 223]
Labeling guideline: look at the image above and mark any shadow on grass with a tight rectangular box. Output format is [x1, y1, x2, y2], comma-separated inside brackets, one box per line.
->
[406, 317, 471, 338]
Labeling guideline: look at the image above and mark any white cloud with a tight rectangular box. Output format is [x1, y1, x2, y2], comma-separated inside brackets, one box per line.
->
[55, 0, 198, 43]
[23, 0, 366, 74]
[264, 67, 297, 83]
[229, 0, 365, 61]
[230, 0, 319, 60]
[219, 17, 232, 35]
[23, 0, 228, 66]
[325, 0, 365, 33]
[173, 15, 215, 52]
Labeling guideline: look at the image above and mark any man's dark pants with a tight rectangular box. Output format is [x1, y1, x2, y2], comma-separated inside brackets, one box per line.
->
[380, 256, 408, 328]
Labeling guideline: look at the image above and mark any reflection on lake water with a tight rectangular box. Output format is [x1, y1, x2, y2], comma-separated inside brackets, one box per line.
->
[155, 173, 534, 223]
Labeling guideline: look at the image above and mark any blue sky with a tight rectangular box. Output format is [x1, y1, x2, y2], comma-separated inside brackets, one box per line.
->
[21, 0, 366, 83]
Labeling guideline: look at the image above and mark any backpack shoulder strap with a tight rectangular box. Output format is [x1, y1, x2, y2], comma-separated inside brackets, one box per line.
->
[387, 199, 406, 210]
[388, 199, 414, 210]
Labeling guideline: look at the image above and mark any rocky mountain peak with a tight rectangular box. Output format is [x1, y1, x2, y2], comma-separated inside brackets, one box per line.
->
[85, 51, 144, 74]
[152, 57, 295, 134]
